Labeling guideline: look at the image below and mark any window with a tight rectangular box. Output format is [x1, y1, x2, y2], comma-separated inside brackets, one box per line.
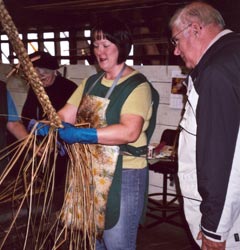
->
[60, 31, 70, 65]
[27, 33, 38, 53]
[43, 32, 55, 55]
[126, 45, 134, 66]
[0, 28, 135, 65]
[0, 41, 10, 63]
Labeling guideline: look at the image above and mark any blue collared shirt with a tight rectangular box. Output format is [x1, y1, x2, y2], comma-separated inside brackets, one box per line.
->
[7, 91, 19, 122]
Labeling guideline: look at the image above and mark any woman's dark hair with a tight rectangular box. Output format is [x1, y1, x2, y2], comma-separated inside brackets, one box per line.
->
[91, 16, 133, 64]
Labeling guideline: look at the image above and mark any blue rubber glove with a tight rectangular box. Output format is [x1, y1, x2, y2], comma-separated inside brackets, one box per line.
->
[28, 119, 67, 155]
[58, 122, 98, 144]
[28, 119, 50, 136]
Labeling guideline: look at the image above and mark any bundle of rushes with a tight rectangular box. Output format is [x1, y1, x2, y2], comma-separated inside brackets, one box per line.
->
[0, 1, 96, 249]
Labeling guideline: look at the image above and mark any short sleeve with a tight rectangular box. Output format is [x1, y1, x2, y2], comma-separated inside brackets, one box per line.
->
[7, 91, 20, 122]
[121, 82, 152, 119]
[67, 79, 87, 107]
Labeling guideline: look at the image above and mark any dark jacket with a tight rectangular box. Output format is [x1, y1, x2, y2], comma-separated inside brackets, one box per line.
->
[191, 32, 240, 240]
[22, 74, 77, 127]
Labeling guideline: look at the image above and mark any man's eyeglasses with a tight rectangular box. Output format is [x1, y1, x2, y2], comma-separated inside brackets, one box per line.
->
[170, 23, 192, 47]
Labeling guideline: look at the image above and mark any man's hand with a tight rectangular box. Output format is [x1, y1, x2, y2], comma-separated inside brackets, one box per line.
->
[197, 231, 226, 250]
[28, 119, 50, 137]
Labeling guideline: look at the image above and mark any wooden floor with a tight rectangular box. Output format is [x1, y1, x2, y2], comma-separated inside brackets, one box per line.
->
[0, 204, 200, 250]
[137, 210, 200, 250]
[0, 171, 201, 250]
[141, 157, 201, 250]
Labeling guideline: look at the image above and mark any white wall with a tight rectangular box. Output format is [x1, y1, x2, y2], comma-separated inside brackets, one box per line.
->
[1, 64, 184, 196]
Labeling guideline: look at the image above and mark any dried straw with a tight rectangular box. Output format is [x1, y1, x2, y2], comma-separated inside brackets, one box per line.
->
[0, 125, 58, 249]
[60, 142, 96, 249]
[0, 1, 97, 249]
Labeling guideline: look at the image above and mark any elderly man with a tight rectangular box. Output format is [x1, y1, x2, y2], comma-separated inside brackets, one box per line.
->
[22, 51, 77, 189]
[169, 2, 240, 250]
[22, 51, 77, 126]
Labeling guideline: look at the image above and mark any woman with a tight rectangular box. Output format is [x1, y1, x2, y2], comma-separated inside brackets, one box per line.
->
[38, 16, 155, 250]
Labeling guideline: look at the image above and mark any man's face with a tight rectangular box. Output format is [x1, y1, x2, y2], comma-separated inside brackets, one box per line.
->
[35, 67, 56, 87]
[171, 23, 198, 69]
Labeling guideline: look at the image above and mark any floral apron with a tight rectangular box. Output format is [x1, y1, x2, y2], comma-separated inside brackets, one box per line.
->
[61, 66, 125, 238]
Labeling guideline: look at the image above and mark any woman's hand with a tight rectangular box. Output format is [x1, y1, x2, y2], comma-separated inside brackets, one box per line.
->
[58, 123, 98, 144]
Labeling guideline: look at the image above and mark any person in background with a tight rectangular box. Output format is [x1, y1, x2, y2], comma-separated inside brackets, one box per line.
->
[22, 51, 77, 127]
[22, 51, 77, 189]
[36, 16, 158, 250]
[0, 80, 28, 172]
[169, 2, 240, 250]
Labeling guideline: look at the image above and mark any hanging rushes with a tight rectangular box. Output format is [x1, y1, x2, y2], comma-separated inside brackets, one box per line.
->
[0, 0, 62, 128]
[0, 1, 97, 249]
[0, 122, 58, 249]
[0, 125, 96, 250]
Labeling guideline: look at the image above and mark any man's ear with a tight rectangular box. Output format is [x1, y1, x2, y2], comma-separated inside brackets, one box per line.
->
[191, 22, 202, 36]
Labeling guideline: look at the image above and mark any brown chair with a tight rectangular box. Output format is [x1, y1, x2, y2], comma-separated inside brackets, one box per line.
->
[146, 128, 186, 228]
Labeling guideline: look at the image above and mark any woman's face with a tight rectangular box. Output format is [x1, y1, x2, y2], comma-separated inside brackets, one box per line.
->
[93, 33, 119, 72]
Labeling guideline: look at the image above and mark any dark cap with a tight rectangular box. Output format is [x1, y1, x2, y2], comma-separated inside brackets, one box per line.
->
[29, 51, 59, 70]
